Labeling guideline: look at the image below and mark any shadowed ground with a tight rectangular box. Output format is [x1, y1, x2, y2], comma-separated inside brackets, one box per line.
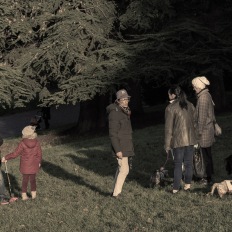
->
[0, 104, 80, 138]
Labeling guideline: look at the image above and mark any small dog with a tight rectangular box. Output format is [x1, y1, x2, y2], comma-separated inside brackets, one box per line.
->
[209, 180, 232, 198]
[149, 167, 169, 188]
[225, 155, 232, 175]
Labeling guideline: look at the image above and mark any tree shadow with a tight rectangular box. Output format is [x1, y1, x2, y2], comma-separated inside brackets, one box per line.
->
[41, 160, 109, 197]
[191, 187, 211, 195]
[66, 150, 115, 177]
[66, 148, 171, 189]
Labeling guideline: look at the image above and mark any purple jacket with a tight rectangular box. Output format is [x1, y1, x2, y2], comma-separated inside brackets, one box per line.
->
[5, 138, 42, 174]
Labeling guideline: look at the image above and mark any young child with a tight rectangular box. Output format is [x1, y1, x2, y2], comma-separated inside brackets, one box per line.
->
[1, 126, 42, 200]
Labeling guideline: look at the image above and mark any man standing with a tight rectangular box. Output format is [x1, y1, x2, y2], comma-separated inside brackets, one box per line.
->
[106, 89, 135, 198]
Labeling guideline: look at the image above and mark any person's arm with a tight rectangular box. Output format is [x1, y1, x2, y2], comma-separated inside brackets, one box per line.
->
[164, 106, 174, 152]
[197, 94, 209, 135]
[37, 142, 42, 166]
[2, 142, 23, 162]
[108, 110, 122, 156]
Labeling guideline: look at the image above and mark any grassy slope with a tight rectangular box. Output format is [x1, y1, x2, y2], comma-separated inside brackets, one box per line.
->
[0, 113, 232, 232]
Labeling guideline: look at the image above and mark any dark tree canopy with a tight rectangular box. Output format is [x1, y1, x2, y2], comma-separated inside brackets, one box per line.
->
[116, 0, 232, 109]
[1, 0, 232, 126]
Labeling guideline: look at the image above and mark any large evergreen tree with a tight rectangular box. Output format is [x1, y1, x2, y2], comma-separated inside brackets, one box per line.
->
[0, 0, 135, 132]
[1, 0, 232, 133]
[0, 0, 130, 106]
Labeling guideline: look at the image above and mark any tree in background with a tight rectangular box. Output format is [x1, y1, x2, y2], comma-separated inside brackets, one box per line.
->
[0, 0, 127, 104]
[0, 0, 134, 131]
[118, 0, 232, 110]
[1, 0, 232, 133]
[0, 66, 40, 108]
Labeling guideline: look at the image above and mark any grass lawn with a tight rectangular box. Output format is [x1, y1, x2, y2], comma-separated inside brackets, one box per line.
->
[0, 113, 232, 232]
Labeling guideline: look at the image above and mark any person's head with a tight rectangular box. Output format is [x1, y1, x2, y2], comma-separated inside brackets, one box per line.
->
[22, 126, 37, 139]
[168, 85, 181, 100]
[116, 89, 131, 107]
[168, 85, 188, 109]
[192, 76, 210, 93]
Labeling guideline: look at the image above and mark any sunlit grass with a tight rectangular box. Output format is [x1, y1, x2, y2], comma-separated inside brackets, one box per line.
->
[0, 113, 232, 232]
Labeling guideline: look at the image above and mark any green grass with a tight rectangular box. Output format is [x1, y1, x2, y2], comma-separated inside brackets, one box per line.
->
[0, 113, 232, 232]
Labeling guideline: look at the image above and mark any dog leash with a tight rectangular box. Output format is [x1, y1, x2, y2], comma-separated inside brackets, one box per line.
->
[162, 150, 173, 168]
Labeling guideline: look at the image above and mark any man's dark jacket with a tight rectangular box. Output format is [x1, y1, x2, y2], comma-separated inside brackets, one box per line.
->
[106, 103, 135, 157]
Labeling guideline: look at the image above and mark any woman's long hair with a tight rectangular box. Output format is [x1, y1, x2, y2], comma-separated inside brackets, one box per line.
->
[168, 85, 188, 110]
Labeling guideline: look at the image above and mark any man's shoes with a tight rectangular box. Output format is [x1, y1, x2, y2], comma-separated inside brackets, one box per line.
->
[111, 193, 120, 198]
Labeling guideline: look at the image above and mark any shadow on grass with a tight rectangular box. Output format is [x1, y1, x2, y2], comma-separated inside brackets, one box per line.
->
[66, 150, 163, 189]
[2, 171, 21, 197]
[42, 160, 109, 197]
[66, 150, 114, 176]
[192, 186, 211, 194]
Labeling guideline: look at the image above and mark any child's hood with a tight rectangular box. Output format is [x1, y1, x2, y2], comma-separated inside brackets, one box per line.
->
[22, 138, 38, 148]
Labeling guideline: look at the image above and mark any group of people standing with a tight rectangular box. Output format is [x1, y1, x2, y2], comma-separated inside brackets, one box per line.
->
[0, 76, 217, 204]
[107, 76, 218, 197]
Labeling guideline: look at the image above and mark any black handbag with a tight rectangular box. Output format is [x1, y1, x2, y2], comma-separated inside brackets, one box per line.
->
[193, 147, 205, 178]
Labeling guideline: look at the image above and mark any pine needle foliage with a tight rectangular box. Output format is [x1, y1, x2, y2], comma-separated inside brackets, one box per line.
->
[0, 66, 40, 108]
[119, 0, 176, 33]
[0, 0, 131, 107]
[1, 0, 232, 108]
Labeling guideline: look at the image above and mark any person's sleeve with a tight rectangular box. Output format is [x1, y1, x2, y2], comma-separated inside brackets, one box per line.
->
[5, 143, 23, 160]
[197, 95, 209, 135]
[108, 110, 121, 153]
[164, 107, 174, 151]
[37, 142, 42, 163]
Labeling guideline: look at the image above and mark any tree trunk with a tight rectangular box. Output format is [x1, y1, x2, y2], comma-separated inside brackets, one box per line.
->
[72, 80, 144, 134]
[200, 2, 227, 111]
[128, 79, 143, 115]
[75, 94, 110, 134]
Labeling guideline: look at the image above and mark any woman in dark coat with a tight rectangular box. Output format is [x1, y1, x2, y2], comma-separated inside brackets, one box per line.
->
[165, 86, 197, 193]
[2, 126, 42, 200]
[106, 89, 135, 198]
